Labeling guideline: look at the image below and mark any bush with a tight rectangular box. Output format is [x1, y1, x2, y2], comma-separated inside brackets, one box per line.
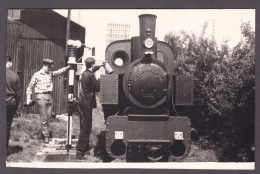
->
[164, 21, 255, 162]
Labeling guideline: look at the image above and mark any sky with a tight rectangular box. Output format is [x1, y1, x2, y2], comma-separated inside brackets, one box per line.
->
[54, 9, 255, 61]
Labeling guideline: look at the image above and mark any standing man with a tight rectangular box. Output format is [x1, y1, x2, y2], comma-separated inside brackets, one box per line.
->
[26, 58, 70, 144]
[6, 56, 21, 151]
[76, 57, 100, 158]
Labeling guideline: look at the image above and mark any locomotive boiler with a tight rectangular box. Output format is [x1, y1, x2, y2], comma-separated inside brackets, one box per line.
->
[100, 14, 193, 162]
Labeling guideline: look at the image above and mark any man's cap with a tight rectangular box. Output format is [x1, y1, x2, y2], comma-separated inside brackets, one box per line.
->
[43, 58, 54, 64]
[84, 57, 95, 64]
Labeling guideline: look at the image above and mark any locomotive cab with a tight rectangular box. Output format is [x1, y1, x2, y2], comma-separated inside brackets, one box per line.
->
[100, 14, 193, 162]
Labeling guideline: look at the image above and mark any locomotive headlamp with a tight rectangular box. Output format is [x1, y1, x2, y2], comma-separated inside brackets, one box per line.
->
[144, 38, 154, 48]
[115, 58, 123, 66]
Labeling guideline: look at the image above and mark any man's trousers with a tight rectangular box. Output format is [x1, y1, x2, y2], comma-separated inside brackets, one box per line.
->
[36, 93, 53, 138]
[77, 107, 93, 153]
[6, 105, 17, 148]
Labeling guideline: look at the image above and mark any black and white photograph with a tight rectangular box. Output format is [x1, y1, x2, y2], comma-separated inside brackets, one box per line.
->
[4, 8, 255, 170]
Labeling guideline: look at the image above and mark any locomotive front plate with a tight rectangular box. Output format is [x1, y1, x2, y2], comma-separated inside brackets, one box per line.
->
[128, 63, 168, 106]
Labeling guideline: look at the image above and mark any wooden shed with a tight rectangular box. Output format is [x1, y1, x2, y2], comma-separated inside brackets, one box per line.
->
[6, 9, 85, 115]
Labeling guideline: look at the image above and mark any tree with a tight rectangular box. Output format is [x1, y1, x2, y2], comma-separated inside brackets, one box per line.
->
[164, 21, 255, 161]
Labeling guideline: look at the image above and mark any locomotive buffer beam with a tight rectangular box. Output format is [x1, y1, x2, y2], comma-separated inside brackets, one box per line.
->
[105, 115, 191, 162]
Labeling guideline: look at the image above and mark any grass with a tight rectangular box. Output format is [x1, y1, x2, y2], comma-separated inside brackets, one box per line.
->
[6, 97, 106, 163]
[7, 114, 45, 162]
[183, 143, 218, 162]
[6, 96, 218, 163]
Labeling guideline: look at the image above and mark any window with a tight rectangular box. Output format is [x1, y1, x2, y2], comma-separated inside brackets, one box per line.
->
[8, 9, 21, 19]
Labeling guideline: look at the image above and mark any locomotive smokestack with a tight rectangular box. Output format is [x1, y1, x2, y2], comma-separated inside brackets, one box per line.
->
[139, 14, 157, 40]
[139, 14, 157, 59]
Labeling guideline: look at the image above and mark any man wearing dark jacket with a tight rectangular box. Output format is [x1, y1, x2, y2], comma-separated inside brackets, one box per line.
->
[6, 56, 21, 150]
[76, 57, 100, 158]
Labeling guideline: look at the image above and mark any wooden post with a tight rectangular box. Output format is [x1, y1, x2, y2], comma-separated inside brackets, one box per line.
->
[17, 29, 25, 103]
[64, 9, 71, 89]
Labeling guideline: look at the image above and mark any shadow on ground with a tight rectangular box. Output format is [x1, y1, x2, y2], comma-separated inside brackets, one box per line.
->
[94, 131, 113, 162]
[6, 145, 23, 156]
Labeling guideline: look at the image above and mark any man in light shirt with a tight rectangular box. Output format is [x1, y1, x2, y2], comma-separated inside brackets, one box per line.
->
[26, 58, 70, 144]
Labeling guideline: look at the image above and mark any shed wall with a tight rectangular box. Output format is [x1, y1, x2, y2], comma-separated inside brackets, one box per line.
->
[6, 9, 85, 114]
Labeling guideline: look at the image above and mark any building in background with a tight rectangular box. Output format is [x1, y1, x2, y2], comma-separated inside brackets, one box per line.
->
[106, 23, 130, 46]
[79, 22, 131, 79]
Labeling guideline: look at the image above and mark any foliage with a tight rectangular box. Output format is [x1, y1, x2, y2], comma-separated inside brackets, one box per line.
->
[164, 21, 255, 162]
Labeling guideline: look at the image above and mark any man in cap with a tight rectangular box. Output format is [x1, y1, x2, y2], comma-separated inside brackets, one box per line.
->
[26, 58, 70, 143]
[76, 57, 101, 159]
[6, 56, 21, 152]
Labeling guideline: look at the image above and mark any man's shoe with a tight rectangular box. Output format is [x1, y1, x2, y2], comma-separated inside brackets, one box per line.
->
[76, 150, 86, 159]
[44, 137, 49, 144]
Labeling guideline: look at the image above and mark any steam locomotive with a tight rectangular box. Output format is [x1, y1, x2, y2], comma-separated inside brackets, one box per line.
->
[100, 14, 193, 162]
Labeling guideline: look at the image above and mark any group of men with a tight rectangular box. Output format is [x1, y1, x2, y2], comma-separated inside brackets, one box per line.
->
[6, 56, 100, 159]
